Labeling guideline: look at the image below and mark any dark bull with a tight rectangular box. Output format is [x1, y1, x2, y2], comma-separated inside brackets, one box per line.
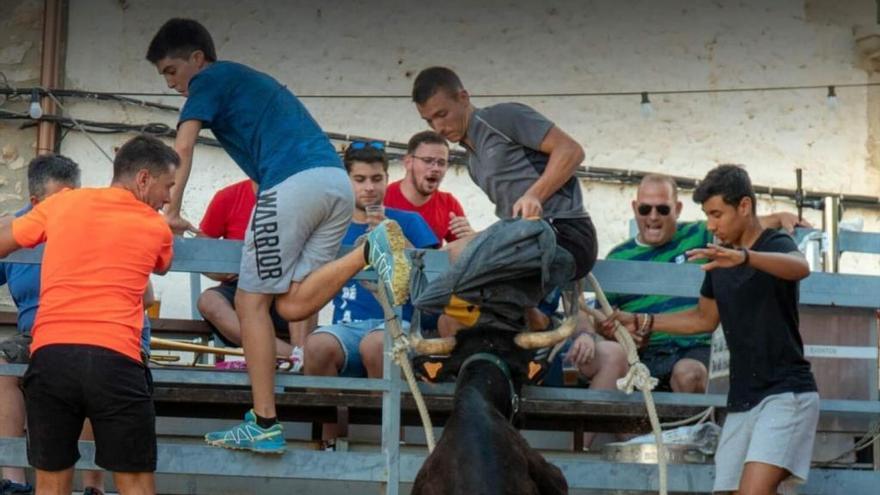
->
[411, 329, 568, 495]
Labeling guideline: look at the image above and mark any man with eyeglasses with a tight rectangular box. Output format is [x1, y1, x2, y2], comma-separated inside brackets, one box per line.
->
[384, 130, 474, 244]
[605, 174, 809, 393]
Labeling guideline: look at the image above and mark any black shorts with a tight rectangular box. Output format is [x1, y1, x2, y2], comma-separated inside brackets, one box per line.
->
[23, 344, 156, 472]
[206, 282, 290, 345]
[549, 217, 598, 280]
[640, 342, 711, 392]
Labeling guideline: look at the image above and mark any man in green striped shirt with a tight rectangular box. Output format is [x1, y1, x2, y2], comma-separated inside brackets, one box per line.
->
[606, 174, 807, 393]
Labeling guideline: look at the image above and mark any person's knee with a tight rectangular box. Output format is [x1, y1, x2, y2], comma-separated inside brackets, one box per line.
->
[303, 334, 343, 375]
[197, 291, 231, 321]
[597, 341, 629, 377]
[274, 295, 312, 322]
[359, 332, 384, 368]
[670, 358, 708, 393]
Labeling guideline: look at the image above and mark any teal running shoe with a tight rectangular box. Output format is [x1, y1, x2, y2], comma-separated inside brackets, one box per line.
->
[204, 409, 285, 454]
[366, 219, 410, 306]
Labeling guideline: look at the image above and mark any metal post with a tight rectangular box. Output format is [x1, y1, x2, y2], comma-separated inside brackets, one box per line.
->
[822, 196, 840, 273]
[380, 321, 401, 495]
[189, 272, 203, 320]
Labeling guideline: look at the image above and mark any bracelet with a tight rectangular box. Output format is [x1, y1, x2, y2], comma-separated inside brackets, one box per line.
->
[740, 247, 750, 266]
[637, 313, 650, 336]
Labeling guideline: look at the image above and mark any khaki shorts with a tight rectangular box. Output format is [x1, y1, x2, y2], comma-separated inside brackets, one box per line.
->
[714, 391, 820, 493]
[238, 167, 353, 294]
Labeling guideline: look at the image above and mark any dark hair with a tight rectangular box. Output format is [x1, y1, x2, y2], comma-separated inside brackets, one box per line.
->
[27, 154, 80, 199]
[343, 144, 388, 173]
[112, 135, 180, 182]
[692, 164, 756, 212]
[412, 67, 464, 104]
[407, 130, 449, 154]
[146, 18, 217, 64]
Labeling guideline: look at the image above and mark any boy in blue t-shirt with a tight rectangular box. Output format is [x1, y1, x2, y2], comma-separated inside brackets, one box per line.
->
[147, 19, 411, 454]
[305, 143, 437, 373]
[303, 143, 437, 444]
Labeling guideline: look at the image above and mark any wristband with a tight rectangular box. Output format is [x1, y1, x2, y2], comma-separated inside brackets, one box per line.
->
[740, 248, 750, 266]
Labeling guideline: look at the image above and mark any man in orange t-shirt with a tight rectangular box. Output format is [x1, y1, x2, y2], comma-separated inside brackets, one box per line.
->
[0, 135, 176, 495]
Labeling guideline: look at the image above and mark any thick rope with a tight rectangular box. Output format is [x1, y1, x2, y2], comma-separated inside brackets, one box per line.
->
[586, 273, 668, 495]
[375, 282, 437, 452]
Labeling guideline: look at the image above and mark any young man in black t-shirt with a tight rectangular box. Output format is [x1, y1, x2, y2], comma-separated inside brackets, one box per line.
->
[600, 165, 818, 494]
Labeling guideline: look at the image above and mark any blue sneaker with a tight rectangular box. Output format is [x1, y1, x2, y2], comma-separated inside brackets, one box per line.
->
[204, 409, 285, 454]
[366, 219, 410, 306]
[0, 479, 33, 495]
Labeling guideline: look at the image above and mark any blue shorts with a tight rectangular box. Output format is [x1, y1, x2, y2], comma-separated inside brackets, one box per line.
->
[313, 319, 410, 377]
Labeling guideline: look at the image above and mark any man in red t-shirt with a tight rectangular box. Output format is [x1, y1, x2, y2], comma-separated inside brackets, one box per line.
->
[384, 130, 474, 244]
[197, 179, 311, 367]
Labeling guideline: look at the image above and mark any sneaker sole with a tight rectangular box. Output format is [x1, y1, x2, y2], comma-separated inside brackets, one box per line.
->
[379, 221, 411, 305]
[205, 437, 286, 455]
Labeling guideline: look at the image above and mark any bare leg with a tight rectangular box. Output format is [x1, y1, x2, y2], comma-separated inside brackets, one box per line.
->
[79, 419, 104, 491]
[302, 333, 344, 440]
[34, 468, 74, 495]
[112, 471, 155, 495]
[198, 290, 293, 358]
[274, 249, 366, 322]
[577, 341, 629, 449]
[359, 331, 385, 378]
[236, 290, 278, 418]
[737, 461, 790, 495]
[0, 357, 26, 484]
[288, 315, 317, 349]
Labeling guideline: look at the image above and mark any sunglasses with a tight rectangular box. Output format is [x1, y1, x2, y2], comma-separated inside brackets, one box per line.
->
[637, 203, 672, 216]
[413, 155, 448, 167]
[349, 140, 385, 151]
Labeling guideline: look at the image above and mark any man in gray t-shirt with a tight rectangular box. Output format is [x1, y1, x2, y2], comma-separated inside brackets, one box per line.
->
[411, 66, 597, 283]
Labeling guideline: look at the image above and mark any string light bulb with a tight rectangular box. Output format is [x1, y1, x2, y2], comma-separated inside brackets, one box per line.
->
[826, 85, 838, 110]
[28, 89, 43, 119]
[640, 92, 653, 118]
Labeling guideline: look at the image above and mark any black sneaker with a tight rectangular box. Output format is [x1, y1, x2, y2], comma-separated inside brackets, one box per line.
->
[0, 479, 33, 495]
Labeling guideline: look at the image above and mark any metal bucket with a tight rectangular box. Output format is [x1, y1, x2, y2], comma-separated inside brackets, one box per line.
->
[601, 442, 710, 465]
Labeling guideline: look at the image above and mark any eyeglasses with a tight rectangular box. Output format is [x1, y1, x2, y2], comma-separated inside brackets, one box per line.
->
[349, 140, 385, 151]
[637, 203, 672, 216]
[412, 155, 448, 167]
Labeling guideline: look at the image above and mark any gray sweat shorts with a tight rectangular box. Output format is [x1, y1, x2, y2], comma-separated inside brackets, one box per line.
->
[714, 391, 820, 493]
[238, 167, 353, 294]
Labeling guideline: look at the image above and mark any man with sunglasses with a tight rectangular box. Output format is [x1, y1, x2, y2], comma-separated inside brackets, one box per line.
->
[605, 174, 809, 393]
[384, 131, 474, 244]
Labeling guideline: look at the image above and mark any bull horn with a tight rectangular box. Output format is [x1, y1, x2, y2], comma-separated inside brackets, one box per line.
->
[514, 316, 577, 349]
[409, 334, 456, 355]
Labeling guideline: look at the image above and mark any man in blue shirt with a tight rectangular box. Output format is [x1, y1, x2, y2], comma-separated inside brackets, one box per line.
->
[303, 143, 437, 445]
[147, 19, 411, 453]
[0, 155, 91, 495]
[305, 143, 437, 375]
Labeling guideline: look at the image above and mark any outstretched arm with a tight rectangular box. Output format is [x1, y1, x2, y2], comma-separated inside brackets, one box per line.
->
[688, 244, 809, 281]
[165, 119, 203, 235]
